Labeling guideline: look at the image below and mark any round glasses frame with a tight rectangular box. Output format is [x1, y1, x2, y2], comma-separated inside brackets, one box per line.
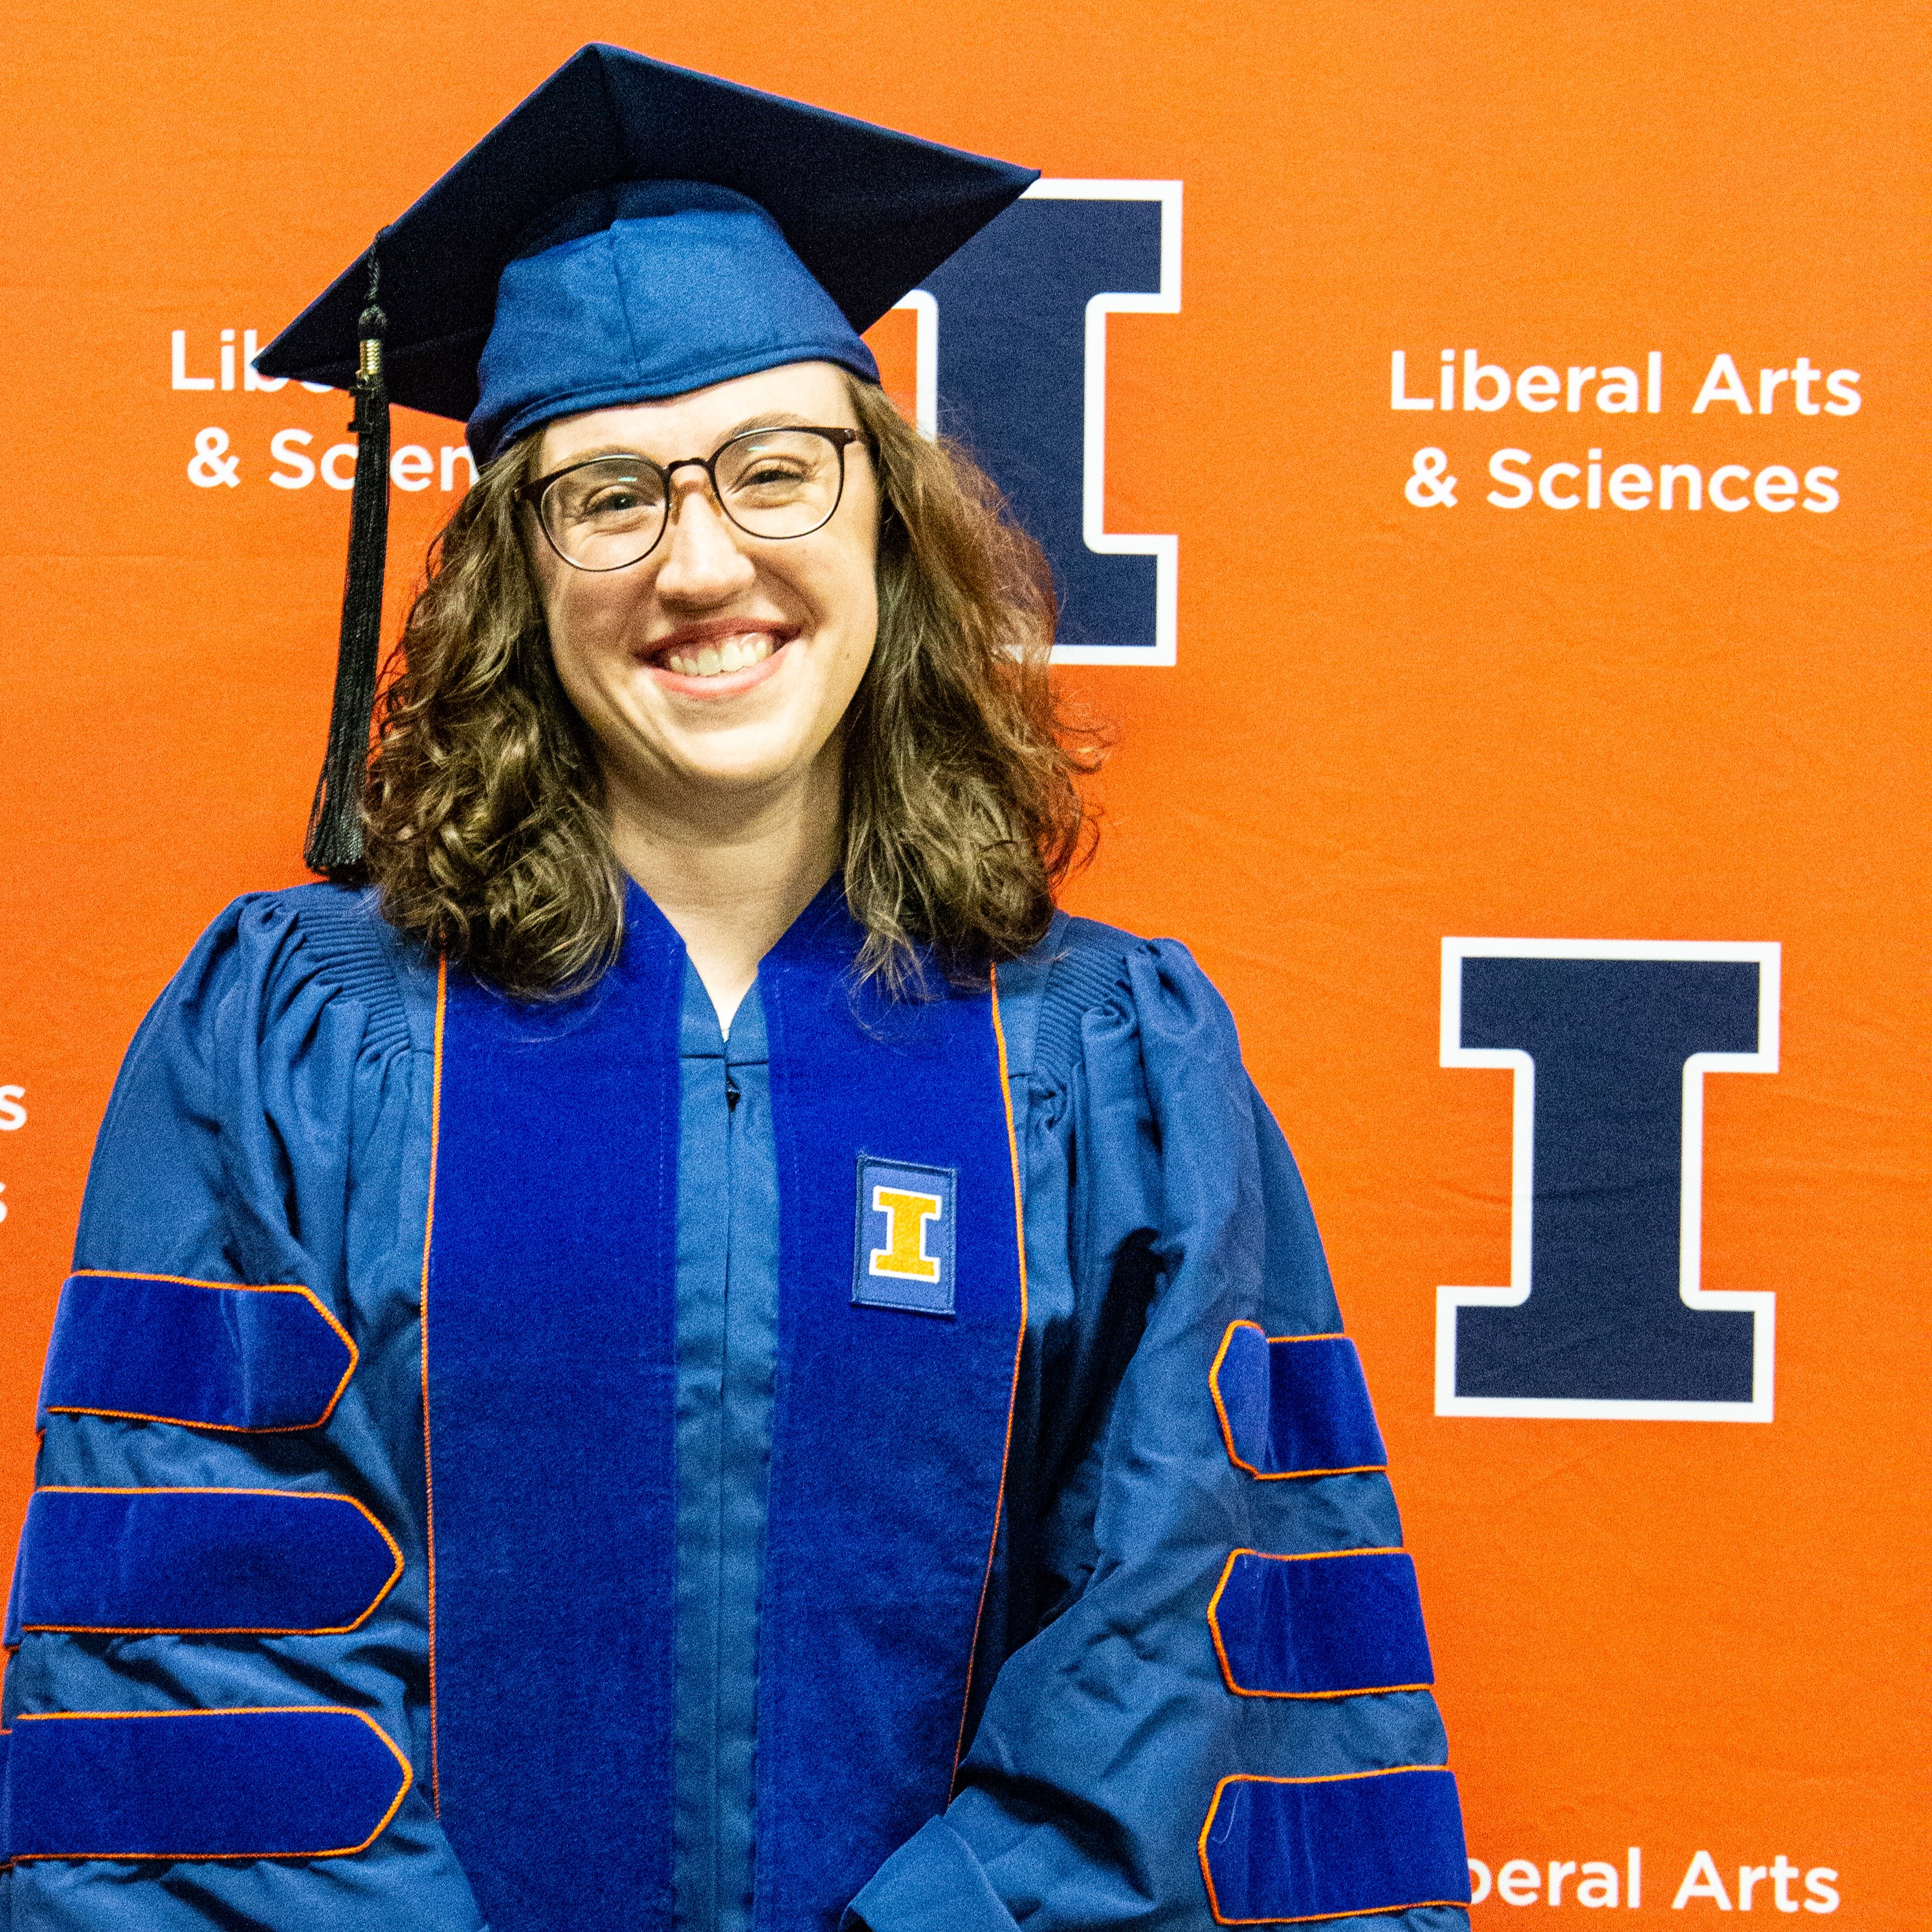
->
[518, 425, 867, 573]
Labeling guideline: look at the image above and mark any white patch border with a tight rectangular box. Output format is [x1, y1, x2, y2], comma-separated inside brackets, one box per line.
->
[1438, 937, 1781, 1423]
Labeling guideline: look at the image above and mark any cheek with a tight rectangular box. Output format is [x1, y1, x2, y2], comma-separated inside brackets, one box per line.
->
[543, 573, 642, 678]
[823, 504, 882, 657]
[819, 555, 878, 711]
[841, 559, 880, 652]
[540, 594, 647, 748]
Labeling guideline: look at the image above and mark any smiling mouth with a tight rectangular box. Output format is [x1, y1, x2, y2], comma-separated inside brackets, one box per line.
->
[654, 631, 781, 679]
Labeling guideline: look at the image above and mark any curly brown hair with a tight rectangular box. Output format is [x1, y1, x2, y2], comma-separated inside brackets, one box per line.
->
[361, 377, 1100, 997]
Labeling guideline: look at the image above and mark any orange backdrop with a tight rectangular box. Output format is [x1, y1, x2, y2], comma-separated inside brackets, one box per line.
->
[1, 1, 1924, 1922]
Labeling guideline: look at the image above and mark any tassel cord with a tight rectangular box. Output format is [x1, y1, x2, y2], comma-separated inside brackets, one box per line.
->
[305, 238, 392, 875]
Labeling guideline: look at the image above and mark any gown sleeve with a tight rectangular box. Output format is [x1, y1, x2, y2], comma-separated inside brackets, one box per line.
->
[846, 926, 1470, 1931]
[1, 887, 485, 1932]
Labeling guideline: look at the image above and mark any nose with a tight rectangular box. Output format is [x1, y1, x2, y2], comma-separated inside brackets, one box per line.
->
[652, 472, 757, 606]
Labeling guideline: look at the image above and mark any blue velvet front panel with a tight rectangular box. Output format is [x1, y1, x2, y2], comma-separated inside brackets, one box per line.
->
[1212, 1323, 1388, 1478]
[16, 1489, 401, 1636]
[427, 887, 684, 1932]
[756, 893, 1024, 1932]
[1199, 1768, 1472, 1924]
[6, 1709, 411, 1861]
[1209, 1550, 1434, 1698]
[38, 1274, 355, 1433]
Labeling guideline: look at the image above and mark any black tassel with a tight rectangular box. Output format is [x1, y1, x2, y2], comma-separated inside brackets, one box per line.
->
[304, 236, 392, 876]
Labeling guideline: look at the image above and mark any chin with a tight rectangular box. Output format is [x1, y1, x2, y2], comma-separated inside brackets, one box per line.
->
[663, 738, 825, 795]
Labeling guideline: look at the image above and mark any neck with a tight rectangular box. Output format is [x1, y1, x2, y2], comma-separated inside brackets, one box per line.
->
[603, 746, 843, 1031]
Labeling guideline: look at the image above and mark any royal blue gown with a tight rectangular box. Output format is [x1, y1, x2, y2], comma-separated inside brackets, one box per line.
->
[2, 883, 1467, 1931]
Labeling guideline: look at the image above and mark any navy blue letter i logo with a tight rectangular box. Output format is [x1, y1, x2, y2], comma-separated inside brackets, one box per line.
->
[1438, 939, 1781, 1421]
[891, 181, 1181, 665]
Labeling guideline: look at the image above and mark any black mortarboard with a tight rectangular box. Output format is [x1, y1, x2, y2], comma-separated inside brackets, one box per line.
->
[254, 44, 1037, 874]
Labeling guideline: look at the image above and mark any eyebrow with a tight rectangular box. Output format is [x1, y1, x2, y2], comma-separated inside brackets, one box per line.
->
[554, 414, 847, 466]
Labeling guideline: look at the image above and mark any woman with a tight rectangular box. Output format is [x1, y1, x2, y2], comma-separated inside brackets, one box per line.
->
[1, 45, 1470, 1932]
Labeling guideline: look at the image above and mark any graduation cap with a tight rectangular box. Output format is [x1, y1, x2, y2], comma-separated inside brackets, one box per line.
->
[254, 43, 1038, 874]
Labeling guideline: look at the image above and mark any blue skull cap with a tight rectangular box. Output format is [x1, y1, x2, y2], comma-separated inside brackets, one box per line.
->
[473, 181, 880, 462]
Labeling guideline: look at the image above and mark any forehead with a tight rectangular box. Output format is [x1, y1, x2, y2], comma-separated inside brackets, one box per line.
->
[536, 360, 857, 468]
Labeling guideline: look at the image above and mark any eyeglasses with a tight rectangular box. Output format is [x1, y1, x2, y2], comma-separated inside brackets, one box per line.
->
[520, 426, 866, 573]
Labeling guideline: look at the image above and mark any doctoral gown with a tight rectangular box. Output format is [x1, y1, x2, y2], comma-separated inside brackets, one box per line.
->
[0, 882, 1470, 1931]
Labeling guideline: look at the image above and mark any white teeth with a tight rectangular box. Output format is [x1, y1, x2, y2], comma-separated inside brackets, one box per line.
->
[661, 634, 777, 678]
